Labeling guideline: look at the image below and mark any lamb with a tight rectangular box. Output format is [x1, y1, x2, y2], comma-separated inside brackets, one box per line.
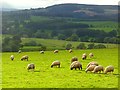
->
[85, 65, 96, 73]
[27, 63, 35, 71]
[51, 60, 60, 68]
[54, 50, 59, 53]
[21, 55, 28, 61]
[69, 49, 73, 53]
[40, 51, 44, 54]
[71, 56, 78, 63]
[92, 65, 104, 73]
[10, 55, 14, 61]
[89, 53, 94, 58]
[87, 61, 99, 68]
[70, 61, 82, 70]
[82, 53, 87, 60]
[104, 65, 114, 74]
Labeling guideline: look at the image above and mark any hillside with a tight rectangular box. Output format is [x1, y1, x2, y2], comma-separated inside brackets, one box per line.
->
[2, 3, 119, 49]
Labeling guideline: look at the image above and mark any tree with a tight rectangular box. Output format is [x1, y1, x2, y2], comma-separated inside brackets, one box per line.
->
[2, 36, 22, 52]
[70, 34, 79, 41]
[65, 43, 72, 50]
[94, 44, 106, 49]
[58, 34, 66, 40]
[76, 43, 86, 49]
[87, 43, 95, 49]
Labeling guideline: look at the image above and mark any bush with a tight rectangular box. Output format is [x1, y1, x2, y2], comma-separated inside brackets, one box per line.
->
[65, 43, 72, 50]
[87, 43, 95, 49]
[94, 44, 106, 49]
[76, 43, 86, 49]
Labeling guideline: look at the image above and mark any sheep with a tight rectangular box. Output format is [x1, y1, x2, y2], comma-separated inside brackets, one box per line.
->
[54, 50, 59, 53]
[87, 61, 99, 68]
[104, 65, 114, 74]
[51, 60, 60, 68]
[10, 55, 14, 61]
[92, 65, 104, 73]
[69, 49, 73, 53]
[85, 65, 96, 73]
[27, 63, 35, 71]
[89, 53, 94, 58]
[71, 56, 78, 63]
[70, 61, 82, 70]
[40, 51, 44, 54]
[21, 55, 28, 61]
[82, 53, 87, 60]
[18, 50, 21, 53]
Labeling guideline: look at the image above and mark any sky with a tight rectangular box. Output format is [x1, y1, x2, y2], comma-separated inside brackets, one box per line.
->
[1, 0, 120, 9]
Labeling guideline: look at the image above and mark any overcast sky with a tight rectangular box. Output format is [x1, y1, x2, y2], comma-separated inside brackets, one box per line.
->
[1, 0, 120, 9]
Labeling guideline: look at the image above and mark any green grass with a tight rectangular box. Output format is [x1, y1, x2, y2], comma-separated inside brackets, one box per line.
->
[2, 48, 119, 88]
[21, 38, 118, 51]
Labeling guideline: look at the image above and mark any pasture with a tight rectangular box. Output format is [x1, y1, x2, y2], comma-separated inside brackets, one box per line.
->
[2, 48, 119, 88]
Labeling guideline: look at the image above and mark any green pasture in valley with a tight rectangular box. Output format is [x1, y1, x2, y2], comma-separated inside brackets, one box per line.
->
[2, 48, 119, 88]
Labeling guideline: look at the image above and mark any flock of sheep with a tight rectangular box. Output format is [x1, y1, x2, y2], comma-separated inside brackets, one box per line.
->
[10, 49, 114, 74]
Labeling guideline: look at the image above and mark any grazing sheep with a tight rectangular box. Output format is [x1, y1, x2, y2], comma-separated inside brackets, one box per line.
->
[51, 60, 60, 68]
[70, 61, 82, 70]
[10, 55, 14, 61]
[85, 65, 96, 73]
[89, 53, 94, 58]
[27, 63, 35, 71]
[21, 55, 28, 61]
[71, 56, 78, 63]
[87, 61, 99, 68]
[104, 65, 114, 74]
[82, 53, 87, 60]
[54, 50, 59, 53]
[69, 49, 73, 53]
[92, 65, 104, 73]
[18, 50, 21, 53]
[40, 51, 44, 54]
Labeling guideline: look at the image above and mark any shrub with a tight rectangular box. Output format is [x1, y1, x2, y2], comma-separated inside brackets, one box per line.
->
[94, 44, 106, 49]
[65, 43, 72, 50]
[87, 43, 95, 49]
[76, 43, 86, 49]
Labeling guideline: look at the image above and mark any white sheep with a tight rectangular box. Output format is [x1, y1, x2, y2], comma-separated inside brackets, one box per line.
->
[82, 53, 87, 60]
[21, 55, 28, 61]
[40, 51, 44, 54]
[89, 53, 94, 58]
[10, 55, 14, 61]
[69, 49, 73, 53]
[85, 65, 96, 73]
[18, 50, 21, 53]
[27, 63, 35, 71]
[87, 61, 99, 68]
[70, 61, 82, 70]
[92, 65, 104, 73]
[71, 56, 78, 63]
[104, 65, 114, 74]
[51, 60, 60, 68]
[54, 50, 59, 53]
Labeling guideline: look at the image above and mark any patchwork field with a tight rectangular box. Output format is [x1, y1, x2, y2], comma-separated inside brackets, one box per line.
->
[2, 48, 119, 88]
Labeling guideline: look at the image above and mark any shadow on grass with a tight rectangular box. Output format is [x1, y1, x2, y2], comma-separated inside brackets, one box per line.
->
[34, 70, 40, 72]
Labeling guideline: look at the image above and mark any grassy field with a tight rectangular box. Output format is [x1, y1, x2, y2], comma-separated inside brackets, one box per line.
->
[2, 48, 119, 88]
[21, 38, 118, 51]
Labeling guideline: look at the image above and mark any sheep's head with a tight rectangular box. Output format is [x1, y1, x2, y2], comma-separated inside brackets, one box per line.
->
[51, 65, 53, 68]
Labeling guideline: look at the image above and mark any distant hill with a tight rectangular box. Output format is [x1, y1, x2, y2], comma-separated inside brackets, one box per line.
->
[3, 3, 118, 21]
[17, 3, 118, 21]
[1, 8, 18, 11]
